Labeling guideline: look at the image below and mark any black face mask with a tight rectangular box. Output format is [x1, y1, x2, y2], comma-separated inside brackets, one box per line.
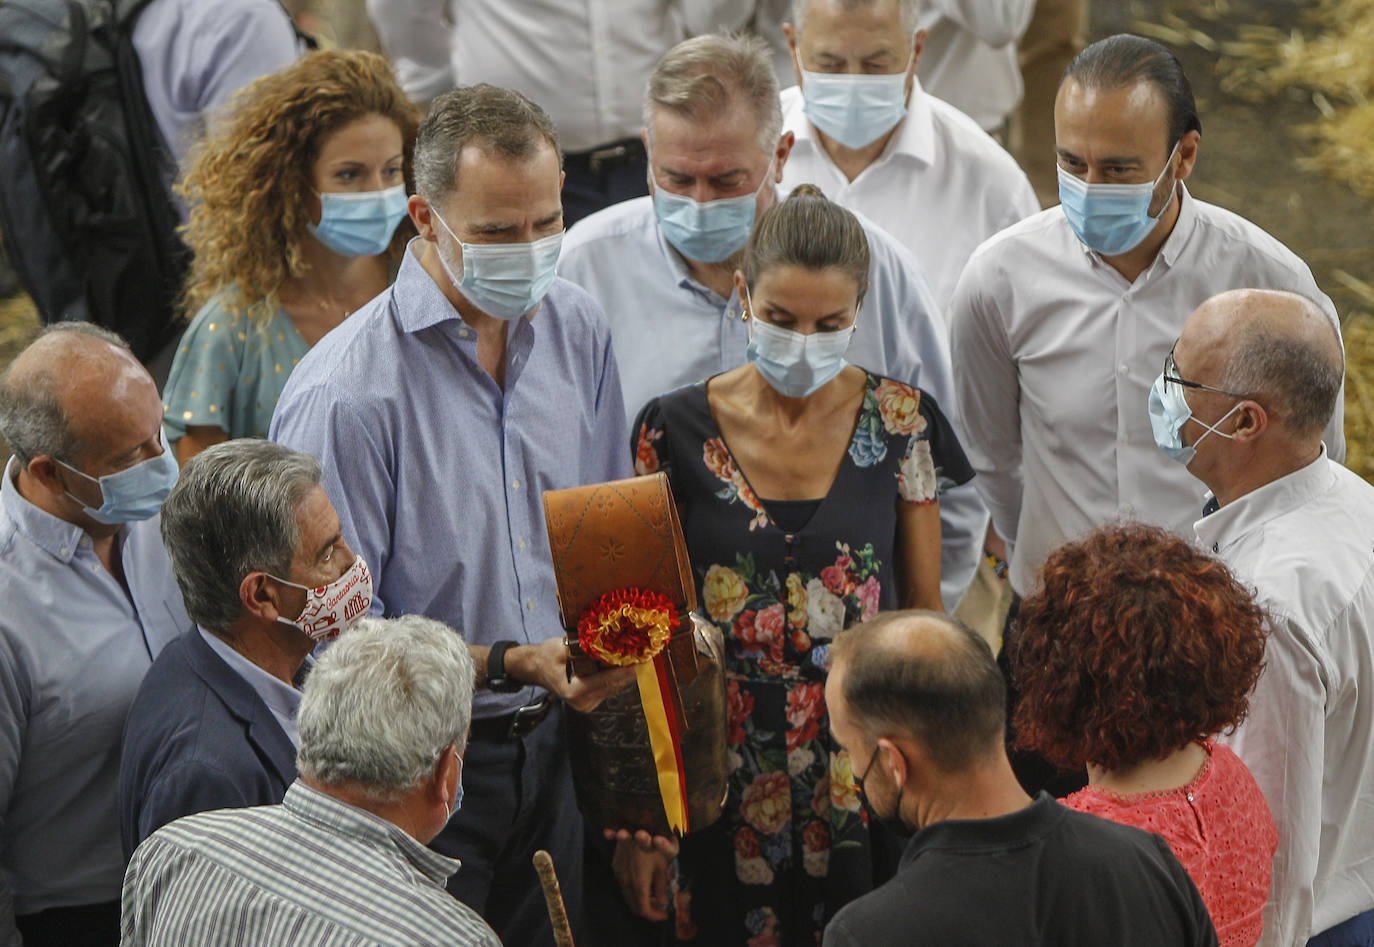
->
[854, 746, 914, 844]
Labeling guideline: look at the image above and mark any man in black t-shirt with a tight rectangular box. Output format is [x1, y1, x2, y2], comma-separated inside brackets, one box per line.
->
[822, 610, 1218, 947]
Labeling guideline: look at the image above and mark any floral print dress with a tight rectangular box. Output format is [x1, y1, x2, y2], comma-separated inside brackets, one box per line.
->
[632, 373, 974, 946]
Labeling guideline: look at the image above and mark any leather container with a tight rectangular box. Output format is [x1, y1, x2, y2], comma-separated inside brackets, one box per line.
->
[543, 473, 728, 836]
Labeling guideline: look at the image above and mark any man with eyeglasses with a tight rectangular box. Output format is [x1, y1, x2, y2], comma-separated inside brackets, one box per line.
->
[947, 32, 1344, 628]
[820, 609, 1218, 946]
[1168, 289, 1374, 947]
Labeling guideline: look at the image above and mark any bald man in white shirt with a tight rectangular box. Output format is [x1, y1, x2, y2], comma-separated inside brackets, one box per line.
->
[1170, 289, 1373, 947]
[780, 0, 1038, 311]
[947, 34, 1344, 606]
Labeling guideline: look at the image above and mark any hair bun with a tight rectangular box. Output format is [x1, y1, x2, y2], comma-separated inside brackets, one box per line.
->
[787, 183, 826, 200]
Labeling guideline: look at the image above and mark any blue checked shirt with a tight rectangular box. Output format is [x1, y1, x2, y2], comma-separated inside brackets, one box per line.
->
[120, 780, 501, 946]
[271, 242, 629, 717]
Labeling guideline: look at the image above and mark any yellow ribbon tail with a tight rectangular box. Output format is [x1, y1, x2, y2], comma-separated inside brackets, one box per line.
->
[635, 657, 689, 835]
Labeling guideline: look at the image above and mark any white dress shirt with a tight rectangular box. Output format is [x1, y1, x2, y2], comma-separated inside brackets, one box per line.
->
[947, 187, 1345, 595]
[780, 79, 1039, 310]
[364, 0, 753, 152]
[1198, 452, 1374, 946]
[131, 0, 300, 164]
[560, 194, 985, 610]
[915, 0, 1034, 131]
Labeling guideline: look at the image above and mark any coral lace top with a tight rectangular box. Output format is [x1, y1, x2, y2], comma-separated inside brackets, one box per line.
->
[1064, 741, 1278, 947]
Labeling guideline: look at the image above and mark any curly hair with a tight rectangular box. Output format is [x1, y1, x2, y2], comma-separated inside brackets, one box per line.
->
[1011, 523, 1267, 772]
[178, 49, 421, 322]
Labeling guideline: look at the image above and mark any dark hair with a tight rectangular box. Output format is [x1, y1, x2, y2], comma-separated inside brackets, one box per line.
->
[1012, 524, 1267, 772]
[415, 84, 562, 203]
[1063, 34, 1202, 148]
[741, 184, 871, 302]
[831, 610, 1005, 771]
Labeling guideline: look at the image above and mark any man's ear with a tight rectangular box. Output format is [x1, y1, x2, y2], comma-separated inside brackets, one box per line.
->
[436, 744, 461, 810]
[877, 736, 911, 791]
[1230, 400, 1269, 443]
[241, 571, 286, 623]
[24, 454, 67, 496]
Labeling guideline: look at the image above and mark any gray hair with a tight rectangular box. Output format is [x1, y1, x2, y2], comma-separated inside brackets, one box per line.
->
[791, 0, 922, 36]
[1219, 320, 1344, 435]
[0, 322, 129, 465]
[296, 615, 476, 803]
[414, 83, 561, 205]
[644, 33, 783, 156]
[160, 440, 322, 632]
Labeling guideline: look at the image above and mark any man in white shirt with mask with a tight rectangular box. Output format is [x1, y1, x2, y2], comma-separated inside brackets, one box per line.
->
[365, 0, 753, 224]
[780, 0, 1038, 312]
[560, 31, 987, 613]
[1167, 289, 1373, 947]
[947, 34, 1344, 615]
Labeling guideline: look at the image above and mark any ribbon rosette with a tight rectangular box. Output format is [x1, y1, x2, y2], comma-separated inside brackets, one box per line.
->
[577, 588, 690, 834]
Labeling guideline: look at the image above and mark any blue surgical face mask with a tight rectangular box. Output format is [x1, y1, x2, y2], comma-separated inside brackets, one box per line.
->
[652, 160, 773, 264]
[1148, 371, 1241, 465]
[55, 431, 179, 524]
[744, 287, 856, 398]
[310, 185, 409, 257]
[800, 70, 909, 149]
[1057, 141, 1180, 256]
[430, 207, 564, 320]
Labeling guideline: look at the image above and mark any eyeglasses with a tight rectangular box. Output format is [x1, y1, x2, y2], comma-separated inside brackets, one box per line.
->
[1162, 343, 1250, 399]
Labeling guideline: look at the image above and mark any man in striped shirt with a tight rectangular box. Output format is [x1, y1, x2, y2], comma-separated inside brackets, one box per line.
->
[119, 615, 502, 946]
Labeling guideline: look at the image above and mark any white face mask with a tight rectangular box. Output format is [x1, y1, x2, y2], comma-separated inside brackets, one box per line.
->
[743, 286, 856, 398]
[269, 555, 373, 642]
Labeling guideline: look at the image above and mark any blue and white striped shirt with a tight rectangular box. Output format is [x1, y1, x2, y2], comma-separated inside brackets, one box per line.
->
[120, 780, 501, 946]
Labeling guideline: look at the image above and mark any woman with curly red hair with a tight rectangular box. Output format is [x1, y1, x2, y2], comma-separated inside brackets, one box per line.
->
[162, 49, 420, 462]
[1012, 523, 1276, 946]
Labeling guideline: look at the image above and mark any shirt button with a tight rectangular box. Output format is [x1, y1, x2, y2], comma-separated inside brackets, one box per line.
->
[1118, 363, 1129, 374]
[518, 539, 527, 551]
[511, 479, 521, 490]
[458, 328, 470, 338]
[526, 600, 535, 610]
[59, 546, 70, 557]
[1212, 543, 1219, 553]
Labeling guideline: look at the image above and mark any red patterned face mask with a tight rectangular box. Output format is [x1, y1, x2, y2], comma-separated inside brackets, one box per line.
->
[270, 556, 373, 642]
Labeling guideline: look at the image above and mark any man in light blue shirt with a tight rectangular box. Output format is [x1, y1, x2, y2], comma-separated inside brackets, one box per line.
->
[559, 32, 985, 610]
[119, 440, 372, 856]
[131, 0, 301, 168]
[271, 84, 635, 947]
[0, 324, 190, 947]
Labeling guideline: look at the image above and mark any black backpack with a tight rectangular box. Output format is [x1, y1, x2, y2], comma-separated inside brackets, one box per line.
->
[0, 0, 189, 364]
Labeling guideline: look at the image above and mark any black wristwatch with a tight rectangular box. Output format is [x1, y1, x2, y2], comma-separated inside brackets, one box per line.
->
[487, 640, 523, 693]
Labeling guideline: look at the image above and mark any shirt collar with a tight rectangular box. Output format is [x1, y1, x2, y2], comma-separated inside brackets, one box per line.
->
[283, 780, 460, 885]
[1074, 183, 1199, 271]
[789, 78, 936, 170]
[2, 456, 97, 564]
[198, 626, 309, 721]
[393, 238, 540, 351]
[1193, 447, 1332, 556]
[649, 203, 740, 309]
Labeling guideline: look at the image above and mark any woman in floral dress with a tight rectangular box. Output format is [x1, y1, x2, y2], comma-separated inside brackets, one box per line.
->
[629, 187, 974, 945]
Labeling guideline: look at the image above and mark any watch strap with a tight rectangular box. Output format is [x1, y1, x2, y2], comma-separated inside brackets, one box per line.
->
[487, 640, 521, 692]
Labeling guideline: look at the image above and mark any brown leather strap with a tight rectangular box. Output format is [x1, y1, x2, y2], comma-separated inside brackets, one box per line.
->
[542, 473, 695, 629]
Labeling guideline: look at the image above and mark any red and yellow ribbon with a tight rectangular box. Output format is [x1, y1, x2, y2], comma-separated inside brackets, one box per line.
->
[578, 589, 690, 834]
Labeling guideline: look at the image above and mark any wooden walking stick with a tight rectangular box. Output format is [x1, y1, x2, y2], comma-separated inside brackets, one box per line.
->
[533, 849, 577, 947]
